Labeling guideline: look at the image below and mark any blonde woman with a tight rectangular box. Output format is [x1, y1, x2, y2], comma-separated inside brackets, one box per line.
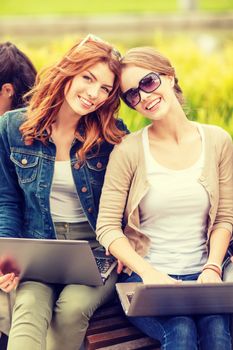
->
[97, 47, 233, 350]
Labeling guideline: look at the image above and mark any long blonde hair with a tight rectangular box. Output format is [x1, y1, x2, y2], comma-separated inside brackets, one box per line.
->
[20, 38, 125, 162]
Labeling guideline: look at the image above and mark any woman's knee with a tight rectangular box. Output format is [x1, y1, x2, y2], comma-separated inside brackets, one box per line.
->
[166, 316, 197, 345]
[198, 314, 230, 334]
[198, 315, 231, 349]
[55, 282, 116, 327]
[13, 282, 54, 321]
[57, 300, 96, 328]
[15, 288, 37, 309]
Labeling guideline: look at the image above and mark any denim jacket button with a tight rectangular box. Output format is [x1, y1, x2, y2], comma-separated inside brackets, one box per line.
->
[81, 186, 87, 193]
[88, 207, 93, 213]
[21, 158, 28, 165]
[96, 162, 102, 169]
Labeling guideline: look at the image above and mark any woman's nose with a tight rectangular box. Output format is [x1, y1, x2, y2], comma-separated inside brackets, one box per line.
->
[87, 85, 99, 99]
[140, 89, 152, 102]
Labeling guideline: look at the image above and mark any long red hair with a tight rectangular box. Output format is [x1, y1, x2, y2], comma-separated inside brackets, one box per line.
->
[20, 38, 125, 162]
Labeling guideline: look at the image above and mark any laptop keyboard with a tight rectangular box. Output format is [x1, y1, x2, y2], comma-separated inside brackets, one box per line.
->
[95, 257, 116, 274]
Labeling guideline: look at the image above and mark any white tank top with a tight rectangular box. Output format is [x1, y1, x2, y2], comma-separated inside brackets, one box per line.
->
[140, 125, 210, 275]
[50, 160, 87, 223]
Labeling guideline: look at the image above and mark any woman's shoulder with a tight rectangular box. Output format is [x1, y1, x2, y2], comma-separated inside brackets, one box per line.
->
[198, 122, 232, 145]
[116, 128, 144, 149]
[0, 108, 27, 146]
[110, 128, 145, 165]
[0, 107, 27, 130]
[201, 123, 231, 138]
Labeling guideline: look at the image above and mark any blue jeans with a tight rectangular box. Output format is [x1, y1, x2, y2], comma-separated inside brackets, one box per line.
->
[119, 272, 232, 350]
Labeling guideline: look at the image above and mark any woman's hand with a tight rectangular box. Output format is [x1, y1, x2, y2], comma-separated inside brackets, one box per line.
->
[141, 267, 181, 285]
[116, 260, 124, 274]
[0, 271, 19, 293]
[197, 269, 222, 284]
[0, 256, 20, 292]
[104, 249, 124, 274]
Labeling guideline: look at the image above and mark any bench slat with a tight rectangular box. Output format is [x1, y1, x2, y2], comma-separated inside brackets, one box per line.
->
[91, 305, 123, 321]
[85, 298, 160, 349]
[86, 315, 129, 335]
[85, 326, 144, 349]
[96, 336, 160, 350]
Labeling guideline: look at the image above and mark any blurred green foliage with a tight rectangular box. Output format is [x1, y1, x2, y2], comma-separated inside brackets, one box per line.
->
[121, 34, 233, 136]
[0, 0, 233, 16]
[7, 33, 233, 136]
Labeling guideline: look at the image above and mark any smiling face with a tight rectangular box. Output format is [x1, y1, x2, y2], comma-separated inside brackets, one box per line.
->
[120, 65, 177, 121]
[62, 61, 115, 118]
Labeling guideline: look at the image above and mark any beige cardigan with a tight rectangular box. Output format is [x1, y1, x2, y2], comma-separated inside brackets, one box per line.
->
[96, 123, 233, 258]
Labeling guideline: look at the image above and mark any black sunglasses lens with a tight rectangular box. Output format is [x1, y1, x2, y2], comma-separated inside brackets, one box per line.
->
[140, 73, 160, 93]
[125, 89, 140, 107]
[123, 73, 161, 108]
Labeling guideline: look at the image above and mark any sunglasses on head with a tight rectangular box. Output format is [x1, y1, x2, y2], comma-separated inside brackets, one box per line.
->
[121, 72, 162, 108]
[78, 33, 121, 60]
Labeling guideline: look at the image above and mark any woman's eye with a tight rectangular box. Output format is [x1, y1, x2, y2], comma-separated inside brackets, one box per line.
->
[102, 86, 110, 94]
[83, 75, 91, 81]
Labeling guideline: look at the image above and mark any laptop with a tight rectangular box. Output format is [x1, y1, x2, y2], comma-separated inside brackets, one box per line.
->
[116, 281, 233, 316]
[0, 237, 117, 286]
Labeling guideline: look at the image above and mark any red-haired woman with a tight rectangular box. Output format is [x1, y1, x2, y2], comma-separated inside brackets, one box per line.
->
[0, 35, 127, 350]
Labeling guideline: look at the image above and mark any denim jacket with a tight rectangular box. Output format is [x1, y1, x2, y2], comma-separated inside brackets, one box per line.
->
[0, 108, 128, 239]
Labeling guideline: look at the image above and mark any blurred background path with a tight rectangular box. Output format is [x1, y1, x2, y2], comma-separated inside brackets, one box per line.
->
[0, 0, 232, 133]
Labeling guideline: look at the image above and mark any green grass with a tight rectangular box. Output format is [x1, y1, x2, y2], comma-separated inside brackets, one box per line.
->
[0, 0, 233, 16]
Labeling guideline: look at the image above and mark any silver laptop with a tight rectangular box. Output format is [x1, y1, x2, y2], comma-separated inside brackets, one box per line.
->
[0, 237, 117, 286]
[116, 281, 233, 316]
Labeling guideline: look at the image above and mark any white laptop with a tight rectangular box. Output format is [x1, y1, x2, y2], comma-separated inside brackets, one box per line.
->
[0, 237, 117, 286]
[116, 281, 233, 316]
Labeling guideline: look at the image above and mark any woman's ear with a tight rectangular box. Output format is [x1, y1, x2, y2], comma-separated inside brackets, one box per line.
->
[1, 83, 14, 98]
[0, 83, 14, 114]
[167, 75, 175, 88]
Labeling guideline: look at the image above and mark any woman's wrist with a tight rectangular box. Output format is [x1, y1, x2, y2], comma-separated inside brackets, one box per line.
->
[139, 265, 159, 278]
[202, 262, 222, 277]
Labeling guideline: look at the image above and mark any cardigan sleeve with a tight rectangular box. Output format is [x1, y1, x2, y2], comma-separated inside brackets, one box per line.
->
[212, 130, 233, 234]
[96, 136, 136, 250]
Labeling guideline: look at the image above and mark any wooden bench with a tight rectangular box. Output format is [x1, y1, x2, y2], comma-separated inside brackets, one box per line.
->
[84, 298, 160, 350]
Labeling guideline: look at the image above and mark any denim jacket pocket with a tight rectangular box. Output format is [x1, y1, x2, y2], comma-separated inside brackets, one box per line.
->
[85, 155, 108, 185]
[10, 152, 39, 184]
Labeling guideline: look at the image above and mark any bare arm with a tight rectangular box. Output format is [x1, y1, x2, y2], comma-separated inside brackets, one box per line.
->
[109, 237, 179, 284]
[198, 228, 231, 283]
[208, 228, 231, 266]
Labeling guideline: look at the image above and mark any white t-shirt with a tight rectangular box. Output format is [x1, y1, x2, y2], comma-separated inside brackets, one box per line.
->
[140, 125, 210, 275]
[50, 160, 87, 223]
